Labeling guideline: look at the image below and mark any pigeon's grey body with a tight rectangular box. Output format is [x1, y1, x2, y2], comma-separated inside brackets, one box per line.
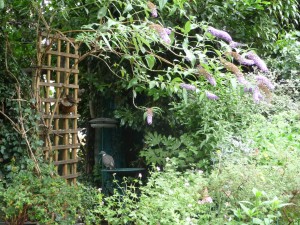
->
[100, 151, 115, 170]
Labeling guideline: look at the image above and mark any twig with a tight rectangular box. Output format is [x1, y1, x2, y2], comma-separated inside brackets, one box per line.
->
[4, 36, 41, 176]
[16, 85, 41, 176]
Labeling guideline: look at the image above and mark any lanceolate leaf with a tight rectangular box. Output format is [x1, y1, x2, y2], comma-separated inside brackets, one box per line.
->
[184, 21, 191, 34]
[97, 6, 107, 19]
[0, 0, 4, 9]
[158, 0, 168, 10]
[145, 55, 156, 69]
[123, 3, 133, 14]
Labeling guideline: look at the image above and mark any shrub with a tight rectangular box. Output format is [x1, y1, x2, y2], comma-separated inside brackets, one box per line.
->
[208, 109, 300, 224]
[0, 162, 103, 225]
[268, 31, 300, 79]
[100, 105, 300, 224]
[100, 160, 212, 224]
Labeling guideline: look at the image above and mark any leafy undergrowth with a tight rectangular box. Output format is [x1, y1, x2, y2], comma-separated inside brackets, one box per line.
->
[98, 106, 300, 225]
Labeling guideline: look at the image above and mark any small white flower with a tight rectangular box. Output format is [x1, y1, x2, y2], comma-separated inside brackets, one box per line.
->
[166, 157, 170, 161]
[184, 182, 190, 187]
[41, 38, 50, 46]
[138, 173, 142, 178]
[198, 196, 213, 204]
[97, 188, 102, 192]
[188, 204, 192, 208]
[156, 166, 161, 171]
[224, 215, 232, 221]
[198, 170, 204, 175]
[168, 190, 174, 195]
[204, 196, 213, 203]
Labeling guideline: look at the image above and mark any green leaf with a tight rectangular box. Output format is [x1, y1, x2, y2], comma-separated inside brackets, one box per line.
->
[106, 18, 118, 28]
[132, 37, 139, 53]
[171, 77, 182, 84]
[138, 35, 151, 49]
[97, 7, 107, 19]
[149, 81, 157, 89]
[84, 7, 89, 15]
[239, 202, 250, 214]
[252, 218, 263, 224]
[184, 21, 191, 34]
[252, 188, 262, 198]
[123, 3, 133, 14]
[182, 89, 187, 104]
[0, 0, 4, 9]
[230, 78, 237, 90]
[182, 39, 196, 66]
[158, 0, 168, 10]
[199, 92, 205, 102]
[101, 34, 112, 51]
[145, 55, 156, 69]
[136, 35, 146, 53]
[127, 78, 138, 89]
[183, 48, 196, 67]
[264, 218, 272, 225]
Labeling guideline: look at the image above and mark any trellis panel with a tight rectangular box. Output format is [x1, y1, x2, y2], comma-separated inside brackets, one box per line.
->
[37, 32, 80, 184]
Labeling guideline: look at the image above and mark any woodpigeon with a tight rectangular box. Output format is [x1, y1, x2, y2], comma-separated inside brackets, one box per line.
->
[100, 151, 115, 170]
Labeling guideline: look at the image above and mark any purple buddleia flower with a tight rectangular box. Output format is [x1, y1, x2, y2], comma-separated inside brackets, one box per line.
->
[244, 86, 253, 93]
[244, 82, 254, 93]
[164, 28, 171, 35]
[147, 1, 158, 18]
[246, 52, 269, 73]
[229, 41, 247, 49]
[157, 27, 171, 44]
[180, 83, 197, 91]
[256, 75, 274, 90]
[146, 108, 153, 125]
[239, 57, 255, 66]
[151, 9, 158, 17]
[237, 76, 248, 85]
[197, 65, 217, 86]
[227, 52, 255, 66]
[150, 24, 171, 44]
[253, 87, 263, 103]
[205, 91, 219, 100]
[207, 75, 217, 86]
[207, 26, 233, 43]
[160, 32, 171, 44]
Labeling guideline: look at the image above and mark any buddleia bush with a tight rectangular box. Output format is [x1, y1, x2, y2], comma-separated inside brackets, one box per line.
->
[196, 0, 300, 52]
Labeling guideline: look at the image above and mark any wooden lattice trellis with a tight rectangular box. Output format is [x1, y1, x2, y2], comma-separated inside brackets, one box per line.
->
[36, 32, 80, 184]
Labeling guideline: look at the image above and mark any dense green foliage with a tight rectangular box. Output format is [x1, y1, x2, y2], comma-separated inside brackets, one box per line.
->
[0, 163, 103, 224]
[197, 0, 299, 52]
[100, 107, 300, 224]
[0, 0, 299, 224]
[269, 31, 300, 79]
